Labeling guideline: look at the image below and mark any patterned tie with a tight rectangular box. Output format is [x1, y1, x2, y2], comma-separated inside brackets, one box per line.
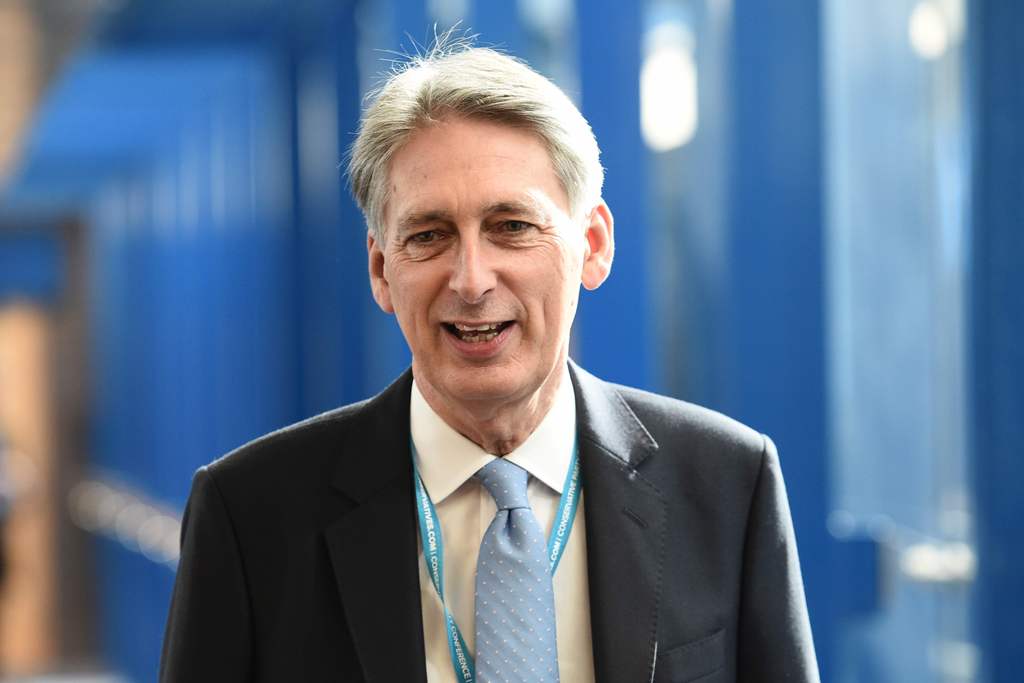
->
[474, 458, 560, 683]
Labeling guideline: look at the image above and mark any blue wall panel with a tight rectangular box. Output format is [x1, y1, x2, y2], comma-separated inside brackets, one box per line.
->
[53, 47, 302, 680]
[970, 1, 1024, 680]
[575, 0, 652, 390]
[287, 0, 396, 409]
[727, 2, 832, 676]
[332, 2, 379, 406]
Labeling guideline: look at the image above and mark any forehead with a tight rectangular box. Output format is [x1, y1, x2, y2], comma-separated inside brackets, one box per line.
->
[384, 117, 569, 224]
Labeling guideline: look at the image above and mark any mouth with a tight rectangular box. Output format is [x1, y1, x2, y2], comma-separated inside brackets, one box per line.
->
[442, 321, 514, 344]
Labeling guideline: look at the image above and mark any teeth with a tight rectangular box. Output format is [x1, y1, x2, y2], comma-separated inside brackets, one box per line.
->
[447, 321, 509, 343]
[462, 332, 498, 343]
[454, 322, 502, 332]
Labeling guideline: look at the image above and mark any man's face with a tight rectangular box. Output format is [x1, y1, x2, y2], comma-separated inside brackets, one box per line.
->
[368, 116, 613, 414]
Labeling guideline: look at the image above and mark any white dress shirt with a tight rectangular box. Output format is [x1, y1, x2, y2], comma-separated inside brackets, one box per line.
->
[411, 369, 595, 683]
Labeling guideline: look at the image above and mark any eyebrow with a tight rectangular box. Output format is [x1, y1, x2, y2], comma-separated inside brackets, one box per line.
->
[394, 198, 551, 234]
[482, 200, 546, 220]
[395, 210, 454, 234]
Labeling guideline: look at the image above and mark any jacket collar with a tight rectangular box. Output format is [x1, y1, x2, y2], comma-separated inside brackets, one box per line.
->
[569, 360, 668, 683]
[324, 370, 427, 683]
[569, 359, 659, 467]
[329, 370, 415, 503]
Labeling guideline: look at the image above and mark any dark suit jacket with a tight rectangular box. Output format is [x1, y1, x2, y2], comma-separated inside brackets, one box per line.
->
[160, 362, 819, 683]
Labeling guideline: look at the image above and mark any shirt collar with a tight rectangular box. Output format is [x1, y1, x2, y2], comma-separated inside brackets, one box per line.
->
[410, 366, 577, 503]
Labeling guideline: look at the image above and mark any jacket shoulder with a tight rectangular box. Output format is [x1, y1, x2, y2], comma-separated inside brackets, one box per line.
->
[193, 369, 414, 513]
[610, 383, 770, 466]
[205, 398, 371, 481]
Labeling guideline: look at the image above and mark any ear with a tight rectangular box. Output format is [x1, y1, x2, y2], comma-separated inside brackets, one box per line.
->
[580, 200, 614, 291]
[367, 232, 394, 313]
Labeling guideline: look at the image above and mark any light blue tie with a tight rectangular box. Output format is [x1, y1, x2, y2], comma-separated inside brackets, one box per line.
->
[474, 458, 560, 683]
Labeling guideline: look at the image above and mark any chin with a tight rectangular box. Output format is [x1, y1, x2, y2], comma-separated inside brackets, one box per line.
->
[445, 371, 526, 403]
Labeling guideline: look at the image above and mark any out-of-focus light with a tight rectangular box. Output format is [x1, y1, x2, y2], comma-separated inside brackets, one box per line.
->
[900, 541, 977, 583]
[520, 0, 573, 35]
[428, 0, 469, 29]
[909, 1, 950, 60]
[641, 24, 698, 153]
[69, 478, 182, 568]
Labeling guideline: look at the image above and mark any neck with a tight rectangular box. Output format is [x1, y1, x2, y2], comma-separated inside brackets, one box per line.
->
[415, 365, 566, 455]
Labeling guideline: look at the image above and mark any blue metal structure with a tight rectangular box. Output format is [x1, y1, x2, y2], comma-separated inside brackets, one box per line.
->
[969, 2, 1024, 681]
[286, 1, 378, 412]
[575, 0, 653, 390]
[725, 3, 833, 677]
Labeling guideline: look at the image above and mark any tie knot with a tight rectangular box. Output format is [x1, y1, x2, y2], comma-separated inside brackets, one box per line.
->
[475, 458, 531, 510]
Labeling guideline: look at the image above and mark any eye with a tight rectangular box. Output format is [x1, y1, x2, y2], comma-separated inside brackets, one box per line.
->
[500, 220, 535, 234]
[408, 230, 440, 244]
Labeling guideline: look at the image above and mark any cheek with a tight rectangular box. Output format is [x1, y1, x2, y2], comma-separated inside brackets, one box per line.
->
[387, 264, 441, 323]
[527, 261, 579, 322]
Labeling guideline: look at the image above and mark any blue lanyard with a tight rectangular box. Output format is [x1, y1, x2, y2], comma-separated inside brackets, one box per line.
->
[411, 440, 583, 683]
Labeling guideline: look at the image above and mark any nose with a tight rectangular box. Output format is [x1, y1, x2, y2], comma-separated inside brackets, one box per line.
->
[449, 235, 497, 304]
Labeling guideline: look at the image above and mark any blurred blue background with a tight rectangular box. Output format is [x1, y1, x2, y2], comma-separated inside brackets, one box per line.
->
[0, 0, 1019, 681]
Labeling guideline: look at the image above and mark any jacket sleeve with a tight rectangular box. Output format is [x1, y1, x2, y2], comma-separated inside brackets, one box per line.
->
[160, 466, 253, 682]
[736, 436, 820, 682]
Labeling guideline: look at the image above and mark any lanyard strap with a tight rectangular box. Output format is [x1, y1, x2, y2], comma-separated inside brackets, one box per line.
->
[411, 440, 582, 683]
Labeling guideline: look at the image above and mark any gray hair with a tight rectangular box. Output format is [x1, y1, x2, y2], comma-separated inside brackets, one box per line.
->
[347, 41, 604, 238]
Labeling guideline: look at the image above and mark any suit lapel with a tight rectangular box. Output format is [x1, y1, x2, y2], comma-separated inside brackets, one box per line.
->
[323, 371, 428, 683]
[570, 362, 668, 683]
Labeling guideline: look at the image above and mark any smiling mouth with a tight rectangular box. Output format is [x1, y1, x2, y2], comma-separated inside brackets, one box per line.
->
[443, 321, 514, 343]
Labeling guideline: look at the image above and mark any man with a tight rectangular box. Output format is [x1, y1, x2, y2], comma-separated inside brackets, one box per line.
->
[160, 43, 819, 683]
